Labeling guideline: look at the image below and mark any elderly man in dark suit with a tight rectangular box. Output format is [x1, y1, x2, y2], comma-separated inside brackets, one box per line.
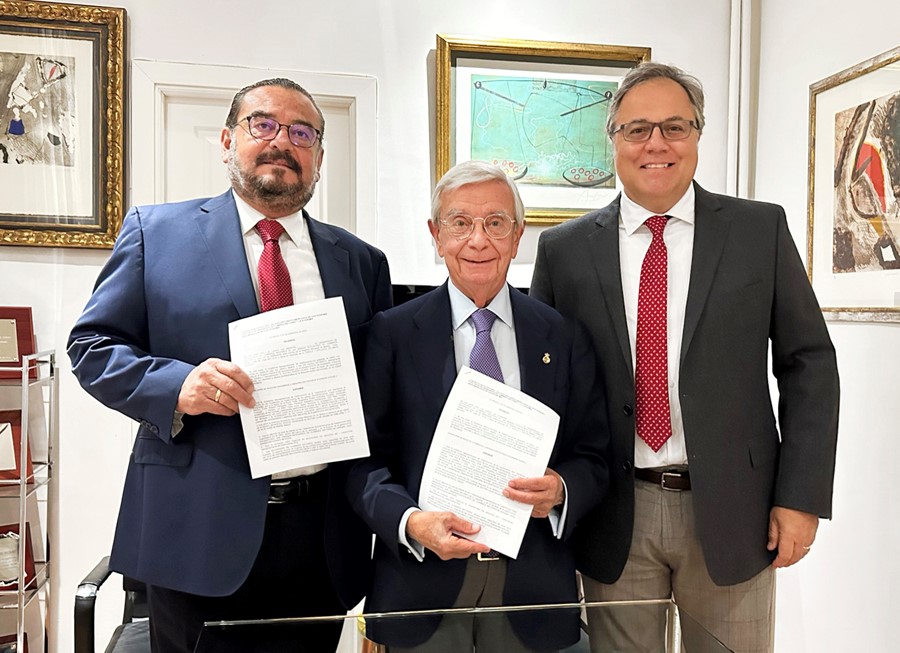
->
[68, 78, 392, 653]
[348, 160, 610, 652]
[530, 62, 839, 652]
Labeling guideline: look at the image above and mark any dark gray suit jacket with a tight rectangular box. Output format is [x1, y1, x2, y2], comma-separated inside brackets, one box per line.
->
[530, 183, 839, 586]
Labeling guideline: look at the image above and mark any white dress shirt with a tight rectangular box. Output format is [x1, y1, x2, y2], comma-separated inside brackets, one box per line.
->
[234, 191, 327, 478]
[399, 281, 566, 560]
[619, 186, 695, 468]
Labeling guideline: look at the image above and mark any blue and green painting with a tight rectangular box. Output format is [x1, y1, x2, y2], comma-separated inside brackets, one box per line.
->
[470, 74, 617, 188]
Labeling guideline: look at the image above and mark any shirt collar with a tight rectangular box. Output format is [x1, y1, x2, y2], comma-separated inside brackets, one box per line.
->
[233, 189, 306, 244]
[447, 280, 513, 331]
[620, 183, 696, 236]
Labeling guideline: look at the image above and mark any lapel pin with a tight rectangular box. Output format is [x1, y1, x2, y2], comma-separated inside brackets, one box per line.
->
[542, 352, 551, 364]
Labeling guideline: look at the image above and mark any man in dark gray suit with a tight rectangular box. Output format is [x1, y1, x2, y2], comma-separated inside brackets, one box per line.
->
[530, 62, 839, 652]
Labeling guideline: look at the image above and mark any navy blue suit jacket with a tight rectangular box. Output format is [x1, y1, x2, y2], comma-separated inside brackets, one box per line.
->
[68, 191, 392, 604]
[347, 283, 610, 649]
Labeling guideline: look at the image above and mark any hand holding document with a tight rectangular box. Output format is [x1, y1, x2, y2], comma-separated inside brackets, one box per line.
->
[418, 367, 560, 559]
[229, 297, 369, 478]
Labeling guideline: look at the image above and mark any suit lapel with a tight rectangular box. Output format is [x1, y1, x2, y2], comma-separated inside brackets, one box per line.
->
[681, 183, 731, 361]
[194, 192, 258, 318]
[511, 288, 554, 407]
[410, 284, 457, 415]
[588, 198, 633, 372]
[306, 213, 351, 299]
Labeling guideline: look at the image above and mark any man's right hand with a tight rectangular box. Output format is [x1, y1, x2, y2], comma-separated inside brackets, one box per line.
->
[176, 358, 255, 417]
[406, 511, 491, 561]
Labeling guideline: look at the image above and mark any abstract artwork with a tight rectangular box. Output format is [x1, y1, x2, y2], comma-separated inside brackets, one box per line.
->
[0, 52, 78, 167]
[832, 91, 900, 273]
[0, 1, 125, 248]
[436, 35, 650, 224]
[469, 74, 616, 189]
[808, 44, 900, 320]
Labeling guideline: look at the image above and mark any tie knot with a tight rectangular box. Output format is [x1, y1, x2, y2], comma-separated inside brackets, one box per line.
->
[470, 308, 497, 334]
[645, 215, 669, 239]
[256, 218, 285, 243]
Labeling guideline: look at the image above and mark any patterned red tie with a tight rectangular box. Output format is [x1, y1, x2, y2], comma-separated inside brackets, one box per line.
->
[255, 219, 294, 312]
[635, 215, 672, 452]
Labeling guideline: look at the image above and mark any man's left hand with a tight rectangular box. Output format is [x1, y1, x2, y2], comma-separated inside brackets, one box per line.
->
[767, 506, 819, 568]
[504, 468, 564, 518]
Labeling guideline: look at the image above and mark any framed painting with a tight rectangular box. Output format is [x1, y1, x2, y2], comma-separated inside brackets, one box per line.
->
[0, 1, 126, 248]
[436, 34, 650, 224]
[808, 45, 900, 321]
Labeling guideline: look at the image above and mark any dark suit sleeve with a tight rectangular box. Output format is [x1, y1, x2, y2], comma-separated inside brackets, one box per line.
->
[529, 233, 555, 307]
[552, 321, 611, 540]
[67, 207, 193, 440]
[770, 209, 840, 518]
[347, 312, 418, 558]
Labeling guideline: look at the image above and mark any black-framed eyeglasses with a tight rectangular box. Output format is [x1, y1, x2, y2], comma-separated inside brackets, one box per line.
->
[439, 212, 515, 240]
[611, 119, 699, 142]
[239, 115, 321, 148]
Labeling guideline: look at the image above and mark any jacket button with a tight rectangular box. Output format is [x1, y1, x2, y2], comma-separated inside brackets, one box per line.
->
[623, 404, 634, 416]
[622, 460, 633, 472]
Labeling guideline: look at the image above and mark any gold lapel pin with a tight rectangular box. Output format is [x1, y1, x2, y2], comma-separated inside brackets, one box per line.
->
[542, 352, 551, 364]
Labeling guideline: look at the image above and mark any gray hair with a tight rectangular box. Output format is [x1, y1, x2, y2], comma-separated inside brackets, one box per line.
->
[606, 62, 705, 136]
[226, 78, 325, 142]
[431, 160, 525, 228]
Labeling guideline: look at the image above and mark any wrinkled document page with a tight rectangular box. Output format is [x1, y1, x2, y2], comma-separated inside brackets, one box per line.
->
[418, 367, 560, 558]
[229, 297, 368, 478]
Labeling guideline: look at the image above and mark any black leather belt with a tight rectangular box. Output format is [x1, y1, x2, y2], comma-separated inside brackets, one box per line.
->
[268, 470, 328, 504]
[635, 468, 691, 491]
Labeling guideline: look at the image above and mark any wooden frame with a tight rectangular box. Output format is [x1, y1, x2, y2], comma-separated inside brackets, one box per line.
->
[0, 522, 35, 592]
[0, 412, 33, 482]
[0, 307, 35, 380]
[0, 633, 29, 653]
[0, 1, 126, 248]
[808, 45, 900, 321]
[435, 34, 650, 225]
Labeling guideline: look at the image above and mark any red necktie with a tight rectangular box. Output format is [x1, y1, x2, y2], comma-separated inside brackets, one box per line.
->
[255, 219, 294, 312]
[635, 215, 672, 452]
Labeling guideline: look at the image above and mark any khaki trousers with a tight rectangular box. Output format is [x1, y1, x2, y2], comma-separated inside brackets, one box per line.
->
[582, 480, 774, 653]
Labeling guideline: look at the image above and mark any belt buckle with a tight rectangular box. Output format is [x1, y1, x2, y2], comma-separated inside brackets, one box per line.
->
[476, 551, 500, 562]
[660, 471, 683, 491]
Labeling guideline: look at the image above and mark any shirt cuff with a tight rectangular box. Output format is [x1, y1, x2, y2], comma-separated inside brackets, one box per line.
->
[548, 475, 569, 539]
[399, 507, 426, 561]
[171, 411, 185, 437]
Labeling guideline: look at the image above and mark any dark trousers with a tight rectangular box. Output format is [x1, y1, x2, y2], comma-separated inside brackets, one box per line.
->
[148, 479, 344, 653]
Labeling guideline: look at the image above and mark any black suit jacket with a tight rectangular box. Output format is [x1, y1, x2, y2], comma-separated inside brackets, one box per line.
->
[68, 191, 392, 605]
[347, 283, 610, 649]
[530, 183, 839, 586]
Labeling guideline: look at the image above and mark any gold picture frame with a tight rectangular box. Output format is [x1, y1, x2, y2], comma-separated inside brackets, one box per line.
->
[0, 1, 126, 248]
[808, 45, 900, 321]
[435, 34, 650, 225]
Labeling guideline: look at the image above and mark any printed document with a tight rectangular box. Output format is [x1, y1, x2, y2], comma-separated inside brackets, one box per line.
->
[418, 367, 559, 558]
[229, 297, 368, 478]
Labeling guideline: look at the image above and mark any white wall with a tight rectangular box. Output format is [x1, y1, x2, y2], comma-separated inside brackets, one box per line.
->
[756, 1, 900, 651]
[0, 1, 752, 650]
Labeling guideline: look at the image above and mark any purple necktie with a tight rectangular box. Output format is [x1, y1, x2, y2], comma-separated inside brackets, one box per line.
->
[255, 219, 294, 312]
[469, 309, 503, 383]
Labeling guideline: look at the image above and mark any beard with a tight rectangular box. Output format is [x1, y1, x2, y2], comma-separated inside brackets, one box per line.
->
[226, 141, 317, 215]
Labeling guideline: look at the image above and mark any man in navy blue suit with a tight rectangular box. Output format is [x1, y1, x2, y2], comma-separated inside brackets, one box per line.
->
[69, 78, 392, 653]
[348, 160, 611, 652]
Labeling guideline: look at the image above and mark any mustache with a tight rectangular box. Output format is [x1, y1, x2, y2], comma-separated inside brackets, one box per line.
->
[255, 151, 300, 173]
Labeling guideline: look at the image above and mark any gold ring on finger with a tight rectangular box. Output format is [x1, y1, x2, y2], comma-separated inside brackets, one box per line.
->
[214, 388, 222, 403]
